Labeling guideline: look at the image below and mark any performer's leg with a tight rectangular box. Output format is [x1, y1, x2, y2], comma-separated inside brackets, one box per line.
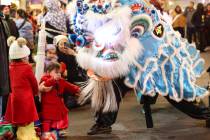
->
[87, 78, 131, 135]
[140, 94, 158, 128]
[142, 96, 154, 128]
[165, 96, 210, 120]
[86, 111, 117, 135]
[140, 94, 158, 105]
[87, 99, 119, 135]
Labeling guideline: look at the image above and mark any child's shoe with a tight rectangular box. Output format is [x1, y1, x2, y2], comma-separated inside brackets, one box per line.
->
[59, 129, 68, 137]
[41, 132, 57, 140]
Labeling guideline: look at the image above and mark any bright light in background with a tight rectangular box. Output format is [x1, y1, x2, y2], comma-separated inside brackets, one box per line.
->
[169, 1, 173, 6]
[0, 0, 12, 5]
[202, 0, 205, 3]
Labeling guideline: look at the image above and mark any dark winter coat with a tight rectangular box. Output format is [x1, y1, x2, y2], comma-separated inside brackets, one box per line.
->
[0, 16, 10, 96]
[57, 50, 87, 84]
[205, 12, 210, 45]
[4, 16, 19, 38]
[191, 8, 206, 29]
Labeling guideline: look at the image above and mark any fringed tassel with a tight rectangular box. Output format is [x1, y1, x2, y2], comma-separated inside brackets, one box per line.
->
[78, 79, 95, 105]
[79, 79, 118, 113]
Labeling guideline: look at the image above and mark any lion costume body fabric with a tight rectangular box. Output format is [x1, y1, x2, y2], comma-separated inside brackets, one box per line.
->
[70, 0, 208, 113]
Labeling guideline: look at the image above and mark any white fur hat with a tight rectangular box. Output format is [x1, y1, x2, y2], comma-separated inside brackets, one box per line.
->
[8, 37, 30, 60]
[54, 35, 68, 45]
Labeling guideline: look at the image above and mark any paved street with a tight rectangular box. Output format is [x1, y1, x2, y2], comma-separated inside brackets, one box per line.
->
[64, 50, 210, 140]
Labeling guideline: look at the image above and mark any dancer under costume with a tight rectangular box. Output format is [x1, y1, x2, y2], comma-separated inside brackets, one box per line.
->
[68, 0, 132, 134]
[69, 0, 210, 135]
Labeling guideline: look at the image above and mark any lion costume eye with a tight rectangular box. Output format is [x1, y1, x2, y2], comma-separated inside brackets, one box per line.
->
[131, 25, 145, 38]
[130, 14, 153, 38]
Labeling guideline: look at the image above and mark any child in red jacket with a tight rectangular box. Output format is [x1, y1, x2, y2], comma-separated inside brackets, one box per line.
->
[5, 37, 39, 140]
[40, 62, 80, 139]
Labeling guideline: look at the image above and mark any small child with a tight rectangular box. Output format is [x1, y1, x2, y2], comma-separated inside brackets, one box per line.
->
[39, 62, 80, 139]
[5, 37, 39, 140]
[45, 44, 67, 78]
[45, 44, 58, 67]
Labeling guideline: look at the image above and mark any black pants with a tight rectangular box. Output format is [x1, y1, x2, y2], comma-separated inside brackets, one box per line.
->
[141, 95, 210, 120]
[95, 78, 130, 126]
[96, 93, 210, 127]
[195, 28, 207, 52]
[206, 28, 210, 46]
[174, 27, 185, 38]
[165, 96, 210, 119]
[1, 95, 9, 116]
[187, 27, 196, 43]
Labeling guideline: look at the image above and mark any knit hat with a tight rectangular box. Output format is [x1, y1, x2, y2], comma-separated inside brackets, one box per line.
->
[46, 44, 56, 51]
[54, 35, 68, 45]
[8, 36, 30, 60]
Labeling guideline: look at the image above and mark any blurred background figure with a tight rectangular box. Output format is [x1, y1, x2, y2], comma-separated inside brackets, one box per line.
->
[28, 9, 39, 38]
[37, 6, 47, 27]
[15, 9, 35, 63]
[205, 3, 210, 47]
[192, 3, 207, 52]
[0, 12, 10, 119]
[184, 1, 196, 43]
[172, 5, 186, 38]
[43, 0, 67, 44]
[150, 0, 163, 12]
[0, 5, 19, 38]
[9, 3, 17, 19]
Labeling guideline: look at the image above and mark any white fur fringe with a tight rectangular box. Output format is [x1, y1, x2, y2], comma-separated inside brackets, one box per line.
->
[79, 79, 118, 113]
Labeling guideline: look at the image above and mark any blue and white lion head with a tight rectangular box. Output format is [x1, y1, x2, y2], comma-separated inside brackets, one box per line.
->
[72, 0, 208, 102]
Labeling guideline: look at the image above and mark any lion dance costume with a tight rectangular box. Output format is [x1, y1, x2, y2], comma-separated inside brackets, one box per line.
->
[69, 0, 210, 133]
